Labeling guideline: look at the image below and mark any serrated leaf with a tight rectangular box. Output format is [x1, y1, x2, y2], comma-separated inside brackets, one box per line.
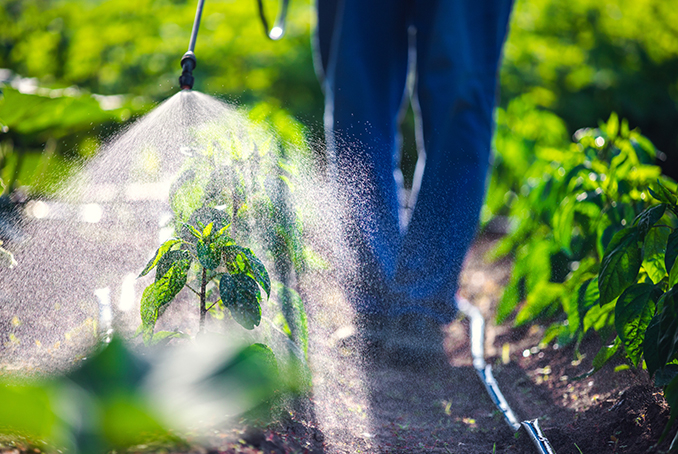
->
[666, 229, 678, 275]
[614, 283, 660, 367]
[139, 238, 182, 277]
[643, 226, 670, 284]
[599, 227, 642, 305]
[219, 273, 261, 330]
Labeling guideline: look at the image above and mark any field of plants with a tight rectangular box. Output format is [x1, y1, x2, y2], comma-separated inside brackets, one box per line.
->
[2, 0, 678, 452]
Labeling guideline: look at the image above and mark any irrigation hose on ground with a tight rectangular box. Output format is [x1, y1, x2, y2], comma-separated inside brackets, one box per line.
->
[178, 0, 290, 89]
[456, 297, 557, 454]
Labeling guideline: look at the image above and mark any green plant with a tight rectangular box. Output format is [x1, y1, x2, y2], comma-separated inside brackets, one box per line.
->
[138, 206, 270, 344]
[489, 110, 678, 447]
[491, 112, 669, 343]
[592, 180, 678, 447]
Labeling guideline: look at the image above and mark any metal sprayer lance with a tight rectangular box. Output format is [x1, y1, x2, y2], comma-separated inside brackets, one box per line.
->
[178, 0, 290, 90]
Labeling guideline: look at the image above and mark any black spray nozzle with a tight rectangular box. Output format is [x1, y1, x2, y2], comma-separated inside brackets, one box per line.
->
[179, 51, 197, 90]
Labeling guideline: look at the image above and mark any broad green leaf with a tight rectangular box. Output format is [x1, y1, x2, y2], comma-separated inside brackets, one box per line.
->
[614, 283, 660, 367]
[202, 222, 214, 238]
[643, 226, 670, 284]
[660, 375, 678, 445]
[598, 227, 642, 305]
[203, 343, 279, 404]
[649, 180, 678, 206]
[633, 204, 666, 235]
[666, 229, 678, 275]
[583, 300, 615, 334]
[219, 273, 262, 330]
[593, 336, 621, 371]
[240, 248, 271, 298]
[656, 290, 678, 368]
[644, 313, 663, 378]
[140, 256, 191, 340]
[197, 240, 221, 270]
[139, 238, 182, 277]
[155, 250, 192, 281]
[67, 337, 149, 397]
[100, 394, 174, 448]
[606, 112, 619, 139]
[181, 207, 230, 244]
[552, 196, 576, 254]
[578, 277, 600, 328]
[515, 281, 563, 326]
[575, 337, 621, 380]
[0, 381, 58, 441]
[655, 364, 678, 387]
[150, 331, 189, 346]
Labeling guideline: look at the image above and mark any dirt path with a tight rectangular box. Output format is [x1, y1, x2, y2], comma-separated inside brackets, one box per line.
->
[245, 236, 677, 454]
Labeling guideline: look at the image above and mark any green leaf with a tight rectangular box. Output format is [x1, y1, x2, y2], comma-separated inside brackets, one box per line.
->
[515, 281, 563, 326]
[140, 256, 191, 340]
[155, 250, 192, 281]
[584, 300, 616, 334]
[660, 375, 678, 444]
[644, 313, 663, 378]
[606, 112, 619, 139]
[181, 207, 230, 244]
[614, 283, 660, 367]
[219, 273, 262, 330]
[240, 248, 271, 298]
[666, 229, 678, 275]
[598, 227, 643, 305]
[643, 225, 670, 284]
[633, 204, 666, 235]
[575, 337, 621, 380]
[138, 238, 182, 277]
[578, 278, 600, 328]
[655, 364, 678, 387]
[553, 196, 576, 254]
[649, 180, 678, 206]
[197, 240, 221, 270]
[150, 331, 189, 346]
[203, 343, 279, 403]
[594, 336, 621, 370]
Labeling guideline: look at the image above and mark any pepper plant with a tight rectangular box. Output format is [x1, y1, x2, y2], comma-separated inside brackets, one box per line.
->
[138, 206, 270, 344]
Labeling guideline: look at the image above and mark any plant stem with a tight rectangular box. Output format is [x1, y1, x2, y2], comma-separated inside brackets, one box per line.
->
[199, 267, 207, 333]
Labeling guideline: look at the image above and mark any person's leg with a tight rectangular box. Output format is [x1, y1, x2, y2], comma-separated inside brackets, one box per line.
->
[391, 0, 514, 323]
[319, 0, 411, 315]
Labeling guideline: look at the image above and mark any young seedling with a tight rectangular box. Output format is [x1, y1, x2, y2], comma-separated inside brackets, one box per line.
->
[137, 207, 270, 344]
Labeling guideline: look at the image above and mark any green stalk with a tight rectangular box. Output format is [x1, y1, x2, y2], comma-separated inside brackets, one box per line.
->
[199, 267, 207, 333]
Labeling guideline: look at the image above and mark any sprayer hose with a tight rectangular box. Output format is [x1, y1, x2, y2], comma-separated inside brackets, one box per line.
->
[257, 0, 290, 40]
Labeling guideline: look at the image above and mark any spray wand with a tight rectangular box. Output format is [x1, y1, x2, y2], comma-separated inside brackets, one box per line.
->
[178, 0, 290, 90]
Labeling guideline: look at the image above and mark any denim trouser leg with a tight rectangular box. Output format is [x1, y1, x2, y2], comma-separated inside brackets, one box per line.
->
[321, 0, 410, 314]
[391, 0, 514, 323]
[317, 0, 513, 320]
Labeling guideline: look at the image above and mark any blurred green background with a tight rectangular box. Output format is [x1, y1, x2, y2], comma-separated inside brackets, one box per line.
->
[0, 0, 677, 196]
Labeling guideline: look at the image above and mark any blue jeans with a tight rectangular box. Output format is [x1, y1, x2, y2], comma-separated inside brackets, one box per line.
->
[316, 0, 513, 323]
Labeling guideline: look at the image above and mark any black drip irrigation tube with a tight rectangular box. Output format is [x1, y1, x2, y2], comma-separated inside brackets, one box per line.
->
[178, 0, 290, 90]
[457, 297, 557, 454]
